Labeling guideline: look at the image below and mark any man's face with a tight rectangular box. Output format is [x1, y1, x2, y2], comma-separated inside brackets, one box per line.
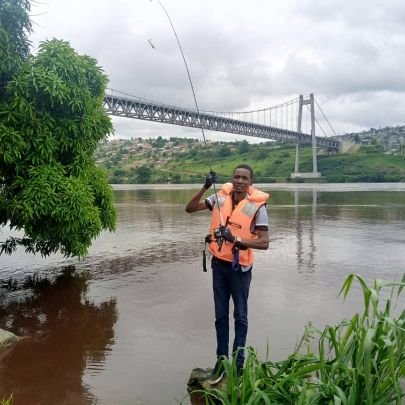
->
[232, 168, 252, 194]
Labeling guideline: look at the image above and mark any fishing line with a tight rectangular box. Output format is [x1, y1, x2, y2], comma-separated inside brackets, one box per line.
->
[150, 0, 224, 225]
[150, 0, 210, 158]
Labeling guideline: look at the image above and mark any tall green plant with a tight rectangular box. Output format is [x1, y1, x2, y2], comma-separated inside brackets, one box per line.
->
[0, 1, 116, 257]
[192, 274, 405, 404]
[0, 395, 13, 405]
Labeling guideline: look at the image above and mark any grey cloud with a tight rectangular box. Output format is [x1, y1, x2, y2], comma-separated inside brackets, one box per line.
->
[294, 0, 405, 28]
[30, 0, 405, 138]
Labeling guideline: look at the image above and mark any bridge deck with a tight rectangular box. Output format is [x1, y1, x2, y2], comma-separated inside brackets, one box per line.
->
[103, 94, 340, 149]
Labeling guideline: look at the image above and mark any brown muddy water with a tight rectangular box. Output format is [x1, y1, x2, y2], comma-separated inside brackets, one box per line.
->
[1, 183, 405, 404]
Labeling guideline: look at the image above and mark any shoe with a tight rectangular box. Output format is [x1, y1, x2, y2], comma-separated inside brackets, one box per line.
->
[208, 358, 226, 385]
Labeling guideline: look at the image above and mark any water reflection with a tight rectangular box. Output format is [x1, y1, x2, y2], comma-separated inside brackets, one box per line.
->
[264, 186, 405, 277]
[295, 189, 317, 273]
[114, 188, 195, 206]
[0, 267, 117, 405]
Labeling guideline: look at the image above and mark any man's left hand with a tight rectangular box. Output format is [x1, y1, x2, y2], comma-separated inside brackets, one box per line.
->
[220, 226, 236, 243]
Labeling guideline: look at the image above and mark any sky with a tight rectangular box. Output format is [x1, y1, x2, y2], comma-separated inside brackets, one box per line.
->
[29, 0, 405, 142]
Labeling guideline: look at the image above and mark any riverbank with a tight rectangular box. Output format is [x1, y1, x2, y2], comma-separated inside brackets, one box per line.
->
[110, 182, 405, 191]
[95, 138, 405, 184]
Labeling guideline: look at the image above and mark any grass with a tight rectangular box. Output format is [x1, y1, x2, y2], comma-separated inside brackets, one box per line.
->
[190, 273, 405, 404]
[0, 396, 13, 405]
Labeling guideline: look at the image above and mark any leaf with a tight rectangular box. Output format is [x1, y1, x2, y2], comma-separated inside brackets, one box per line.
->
[397, 273, 405, 297]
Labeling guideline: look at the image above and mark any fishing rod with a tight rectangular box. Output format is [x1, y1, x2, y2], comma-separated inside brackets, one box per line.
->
[150, 0, 225, 226]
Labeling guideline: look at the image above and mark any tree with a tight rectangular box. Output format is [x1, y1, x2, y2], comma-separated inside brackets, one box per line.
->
[216, 145, 231, 157]
[152, 136, 165, 148]
[253, 149, 268, 160]
[0, 0, 116, 257]
[238, 140, 249, 154]
[135, 166, 152, 183]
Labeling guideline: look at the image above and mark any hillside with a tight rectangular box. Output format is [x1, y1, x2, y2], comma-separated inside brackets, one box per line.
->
[340, 125, 405, 151]
[95, 137, 405, 183]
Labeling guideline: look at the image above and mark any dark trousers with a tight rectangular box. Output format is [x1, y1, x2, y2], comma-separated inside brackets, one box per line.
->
[212, 256, 252, 366]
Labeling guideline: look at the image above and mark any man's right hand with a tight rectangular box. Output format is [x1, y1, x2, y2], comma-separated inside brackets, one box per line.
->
[203, 171, 216, 189]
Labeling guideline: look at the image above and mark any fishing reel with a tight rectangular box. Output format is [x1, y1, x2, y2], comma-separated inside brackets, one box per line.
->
[202, 227, 225, 271]
[213, 226, 224, 240]
[213, 226, 227, 250]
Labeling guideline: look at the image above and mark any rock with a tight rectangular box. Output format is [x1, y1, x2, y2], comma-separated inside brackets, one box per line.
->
[187, 367, 228, 404]
[0, 328, 18, 349]
[187, 367, 211, 392]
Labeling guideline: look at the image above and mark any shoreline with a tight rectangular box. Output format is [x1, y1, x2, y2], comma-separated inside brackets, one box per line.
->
[111, 182, 405, 192]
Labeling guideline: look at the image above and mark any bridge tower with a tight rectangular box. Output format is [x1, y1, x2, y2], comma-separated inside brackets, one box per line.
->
[291, 93, 321, 179]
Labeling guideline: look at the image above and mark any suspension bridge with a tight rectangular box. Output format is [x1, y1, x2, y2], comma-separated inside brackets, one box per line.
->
[103, 89, 342, 178]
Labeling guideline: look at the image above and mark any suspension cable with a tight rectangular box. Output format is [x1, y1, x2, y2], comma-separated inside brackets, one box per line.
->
[314, 98, 338, 137]
[201, 97, 299, 116]
[305, 105, 328, 137]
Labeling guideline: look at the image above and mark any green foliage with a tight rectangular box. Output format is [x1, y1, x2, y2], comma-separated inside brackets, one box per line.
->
[0, 1, 116, 258]
[253, 149, 268, 160]
[151, 135, 165, 148]
[0, 395, 12, 405]
[238, 140, 249, 154]
[216, 145, 232, 157]
[319, 151, 405, 183]
[187, 148, 198, 158]
[134, 165, 152, 183]
[96, 135, 405, 184]
[362, 145, 381, 154]
[0, 0, 32, 91]
[191, 274, 405, 404]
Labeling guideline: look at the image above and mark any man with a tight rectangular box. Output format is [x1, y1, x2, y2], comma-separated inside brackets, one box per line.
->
[185, 164, 269, 382]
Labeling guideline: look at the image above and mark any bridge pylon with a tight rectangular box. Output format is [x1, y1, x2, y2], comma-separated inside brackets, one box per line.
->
[291, 93, 321, 179]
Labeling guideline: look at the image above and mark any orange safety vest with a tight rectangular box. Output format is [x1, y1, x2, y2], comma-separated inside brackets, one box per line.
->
[208, 183, 269, 267]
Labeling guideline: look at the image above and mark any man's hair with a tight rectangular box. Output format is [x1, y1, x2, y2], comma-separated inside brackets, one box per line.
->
[233, 164, 254, 179]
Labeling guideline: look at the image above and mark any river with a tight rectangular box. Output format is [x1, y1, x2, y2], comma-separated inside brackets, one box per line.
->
[1, 183, 405, 404]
